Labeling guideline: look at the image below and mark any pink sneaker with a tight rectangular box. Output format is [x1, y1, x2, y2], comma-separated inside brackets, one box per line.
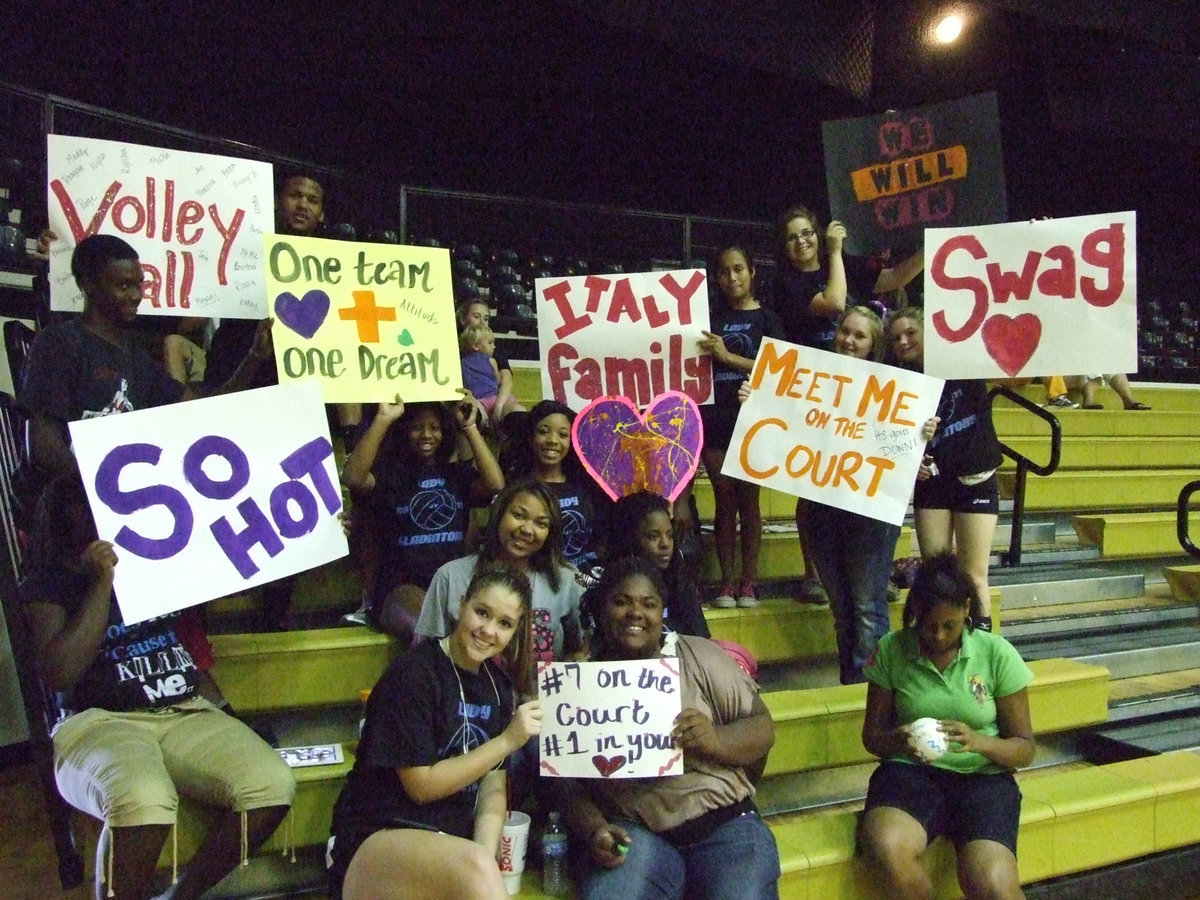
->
[736, 581, 760, 608]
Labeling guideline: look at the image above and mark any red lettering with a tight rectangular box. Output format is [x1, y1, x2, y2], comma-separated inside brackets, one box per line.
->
[161, 178, 174, 241]
[1079, 223, 1125, 307]
[582, 275, 611, 314]
[643, 294, 670, 328]
[176, 200, 205, 245]
[929, 235, 989, 342]
[985, 251, 1041, 303]
[142, 263, 162, 308]
[542, 281, 592, 340]
[606, 278, 641, 324]
[111, 194, 147, 235]
[1036, 246, 1077, 298]
[546, 342, 578, 402]
[207, 205, 243, 286]
[50, 179, 121, 242]
[657, 271, 704, 325]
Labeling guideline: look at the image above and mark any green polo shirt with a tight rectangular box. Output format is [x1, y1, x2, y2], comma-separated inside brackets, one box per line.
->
[865, 626, 1034, 775]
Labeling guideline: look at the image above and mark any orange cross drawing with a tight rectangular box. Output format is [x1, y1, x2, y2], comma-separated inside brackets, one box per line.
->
[339, 290, 396, 343]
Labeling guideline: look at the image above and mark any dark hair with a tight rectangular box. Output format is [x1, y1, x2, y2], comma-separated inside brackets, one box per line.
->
[775, 204, 822, 262]
[607, 491, 670, 560]
[585, 555, 669, 660]
[71, 234, 139, 284]
[458, 565, 535, 695]
[276, 171, 326, 200]
[902, 552, 983, 630]
[478, 477, 568, 591]
[386, 401, 458, 466]
[503, 400, 580, 480]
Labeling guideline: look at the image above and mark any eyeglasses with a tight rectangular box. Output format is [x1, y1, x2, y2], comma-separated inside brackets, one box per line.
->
[786, 229, 817, 242]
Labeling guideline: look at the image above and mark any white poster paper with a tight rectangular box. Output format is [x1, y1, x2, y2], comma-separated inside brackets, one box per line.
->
[923, 211, 1137, 379]
[535, 269, 713, 411]
[47, 134, 274, 318]
[722, 339, 944, 525]
[69, 381, 347, 624]
[536, 659, 683, 779]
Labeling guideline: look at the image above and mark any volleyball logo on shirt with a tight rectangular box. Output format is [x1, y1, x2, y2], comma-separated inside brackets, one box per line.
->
[723, 330, 755, 359]
[408, 487, 460, 531]
[559, 506, 587, 560]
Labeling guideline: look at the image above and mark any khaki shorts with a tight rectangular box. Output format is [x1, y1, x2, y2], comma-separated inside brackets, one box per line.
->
[53, 698, 296, 827]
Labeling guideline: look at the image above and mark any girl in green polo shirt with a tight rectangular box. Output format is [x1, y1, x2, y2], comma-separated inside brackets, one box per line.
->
[859, 552, 1034, 900]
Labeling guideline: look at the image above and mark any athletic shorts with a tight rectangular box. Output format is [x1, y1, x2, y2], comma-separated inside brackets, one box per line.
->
[862, 760, 1021, 853]
[913, 471, 999, 515]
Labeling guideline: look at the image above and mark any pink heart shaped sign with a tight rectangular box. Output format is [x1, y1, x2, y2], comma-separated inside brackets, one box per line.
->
[981, 313, 1042, 377]
[571, 391, 703, 503]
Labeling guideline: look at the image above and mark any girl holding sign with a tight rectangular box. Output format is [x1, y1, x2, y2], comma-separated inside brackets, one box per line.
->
[563, 556, 780, 900]
[774, 207, 926, 605]
[329, 568, 543, 900]
[888, 308, 1001, 631]
[342, 392, 505, 641]
[698, 245, 785, 609]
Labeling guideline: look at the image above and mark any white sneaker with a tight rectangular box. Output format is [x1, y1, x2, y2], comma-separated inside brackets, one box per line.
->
[713, 585, 737, 609]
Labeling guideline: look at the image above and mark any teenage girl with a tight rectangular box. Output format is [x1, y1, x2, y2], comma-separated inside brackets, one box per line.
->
[606, 491, 710, 637]
[887, 308, 1001, 630]
[697, 245, 785, 608]
[329, 568, 542, 900]
[342, 391, 504, 640]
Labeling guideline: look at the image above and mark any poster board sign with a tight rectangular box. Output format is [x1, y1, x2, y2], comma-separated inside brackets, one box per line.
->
[571, 392, 703, 502]
[822, 92, 1007, 255]
[264, 234, 460, 403]
[923, 211, 1137, 379]
[536, 659, 683, 779]
[47, 134, 274, 318]
[722, 339, 943, 525]
[69, 381, 348, 625]
[535, 269, 713, 411]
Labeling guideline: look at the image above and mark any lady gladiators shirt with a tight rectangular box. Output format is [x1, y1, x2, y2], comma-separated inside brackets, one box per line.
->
[331, 640, 514, 839]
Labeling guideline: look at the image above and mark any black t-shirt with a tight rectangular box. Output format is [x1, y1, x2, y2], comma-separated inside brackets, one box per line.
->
[773, 255, 878, 349]
[331, 640, 513, 839]
[927, 379, 1003, 476]
[20, 566, 199, 715]
[544, 475, 609, 570]
[704, 305, 785, 413]
[370, 460, 478, 593]
[20, 319, 185, 443]
[204, 319, 277, 392]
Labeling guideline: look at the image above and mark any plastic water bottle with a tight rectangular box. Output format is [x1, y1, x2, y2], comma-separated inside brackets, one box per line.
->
[542, 811, 568, 897]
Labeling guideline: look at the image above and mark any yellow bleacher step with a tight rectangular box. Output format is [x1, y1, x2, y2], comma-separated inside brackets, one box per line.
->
[993, 406, 1200, 438]
[999, 468, 1200, 511]
[760, 658, 1108, 778]
[999, 435, 1200, 471]
[764, 751, 1200, 900]
[698, 527, 913, 584]
[1073, 512, 1200, 559]
[1163, 563, 1200, 605]
[210, 628, 399, 713]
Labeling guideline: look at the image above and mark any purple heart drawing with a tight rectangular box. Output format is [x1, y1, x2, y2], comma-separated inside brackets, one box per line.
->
[274, 289, 330, 339]
[571, 391, 703, 503]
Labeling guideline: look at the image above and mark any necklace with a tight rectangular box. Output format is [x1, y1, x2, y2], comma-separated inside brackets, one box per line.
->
[440, 637, 501, 756]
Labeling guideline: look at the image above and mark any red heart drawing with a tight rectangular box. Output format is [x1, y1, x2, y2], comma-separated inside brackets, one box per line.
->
[980, 313, 1042, 377]
[571, 392, 703, 503]
[592, 754, 627, 778]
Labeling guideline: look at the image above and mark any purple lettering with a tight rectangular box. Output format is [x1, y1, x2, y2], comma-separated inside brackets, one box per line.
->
[269, 480, 319, 538]
[209, 498, 284, 578]
[183, 435, 250, 500]
[279, 437, 340, 514]
[94, 443, 193, 560]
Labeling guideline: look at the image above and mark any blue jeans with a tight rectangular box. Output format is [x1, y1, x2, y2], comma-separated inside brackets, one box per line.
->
[808, 502, 901, 684]
[578, 810, 780, 900]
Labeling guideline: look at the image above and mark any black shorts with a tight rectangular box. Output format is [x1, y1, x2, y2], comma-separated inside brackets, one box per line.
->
[913, 471, 999, 515]
[862, 760, 1021, 853]
[700, 406, 738, 457]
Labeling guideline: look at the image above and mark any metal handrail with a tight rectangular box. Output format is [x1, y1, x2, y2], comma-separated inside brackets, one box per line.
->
[988, 385, 1063, 566]
[1176, 480, 1200, 560]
